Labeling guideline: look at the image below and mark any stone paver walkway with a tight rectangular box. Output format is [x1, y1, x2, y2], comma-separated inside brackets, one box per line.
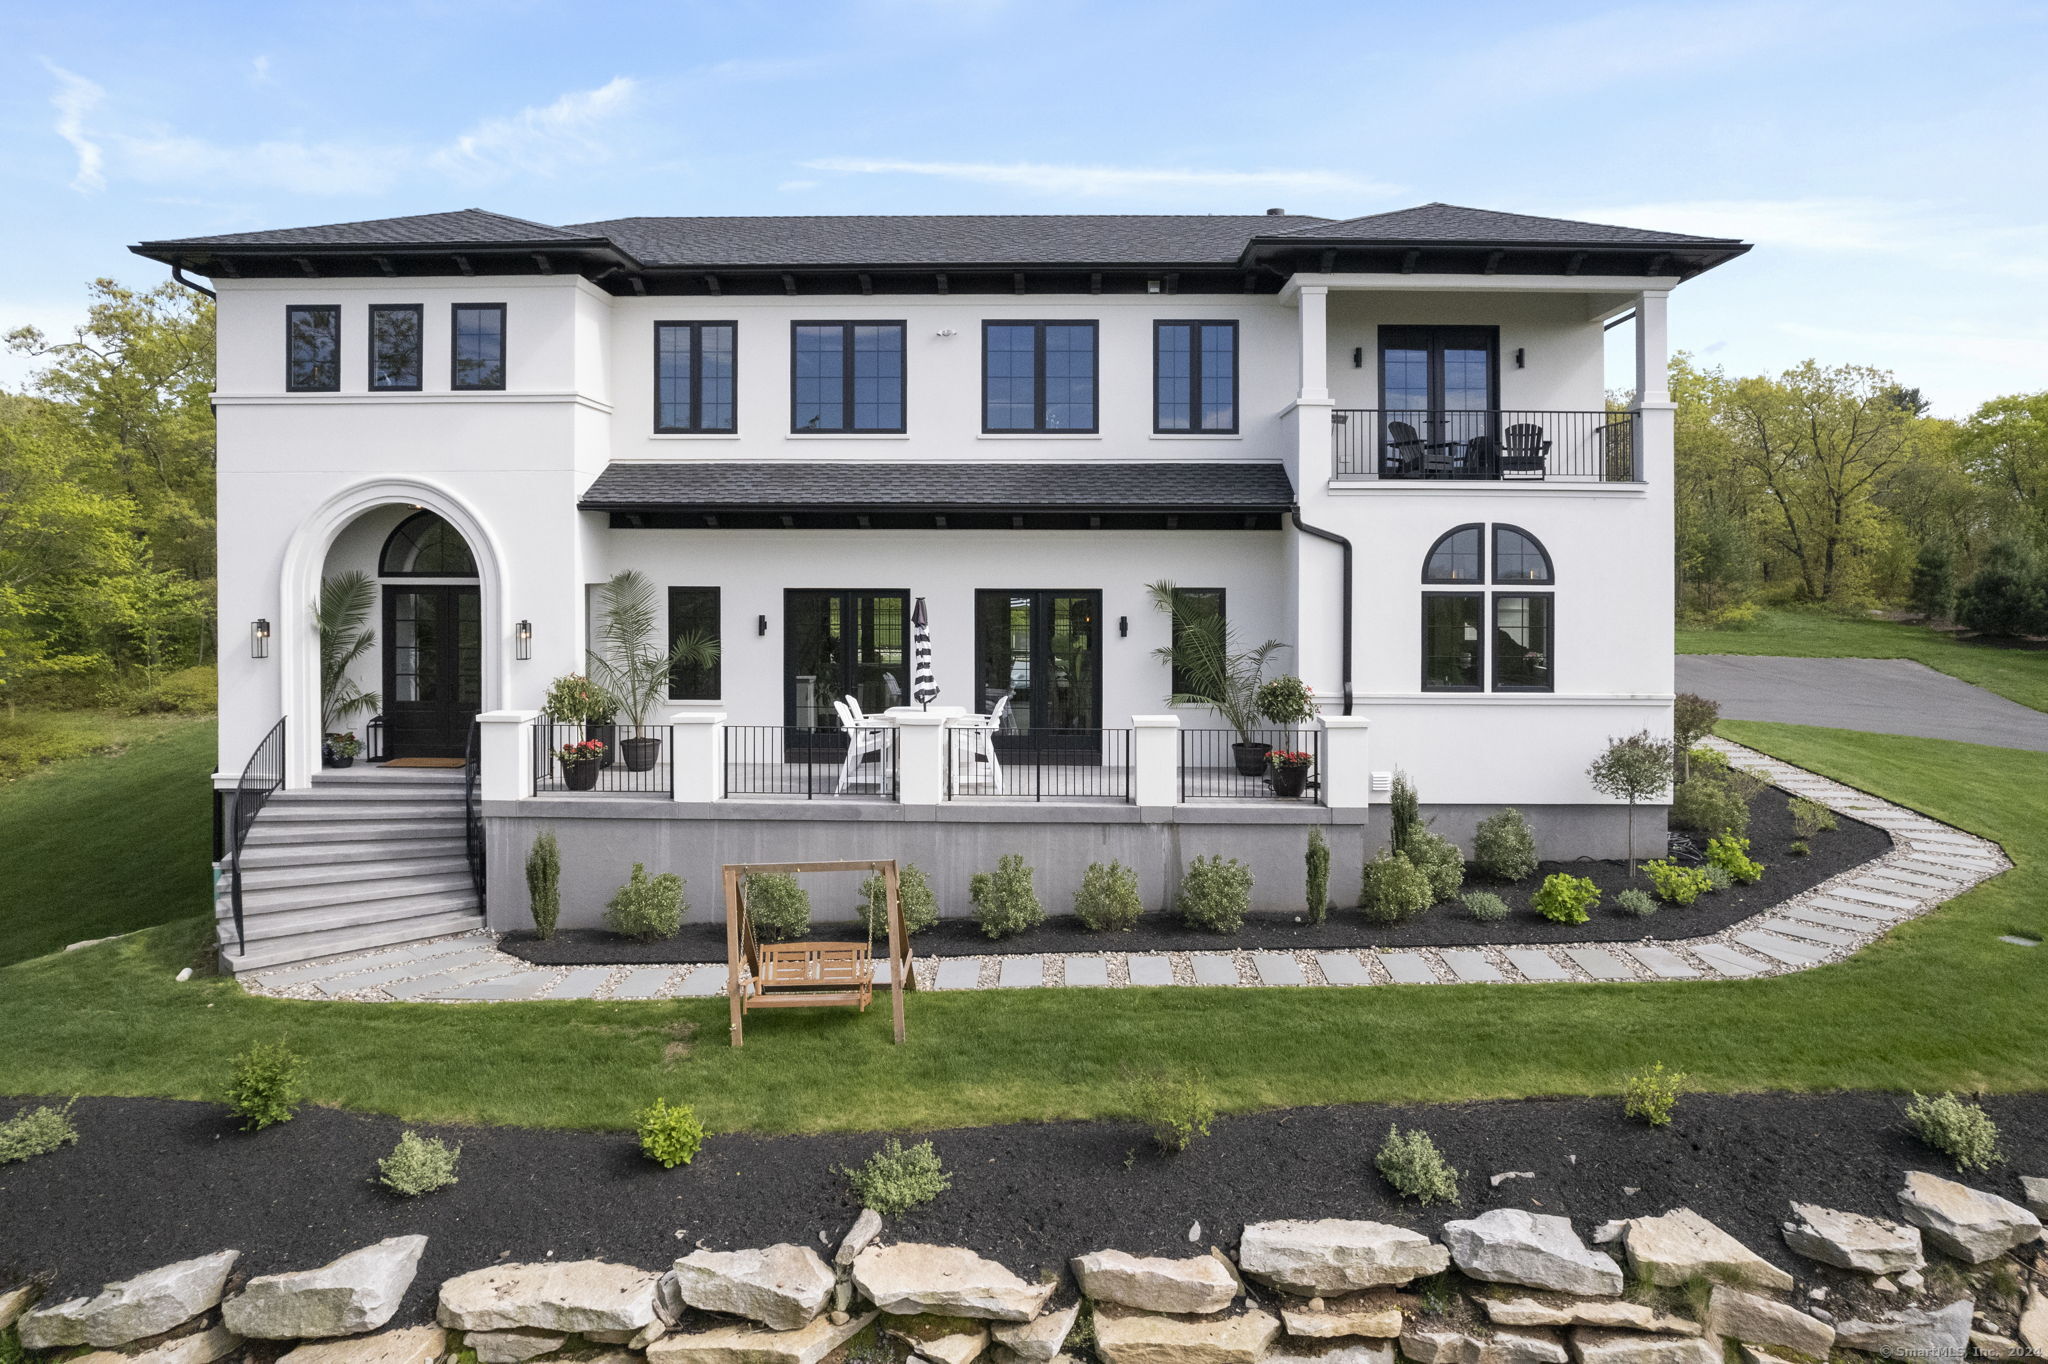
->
[241, 737, 2009, 1003]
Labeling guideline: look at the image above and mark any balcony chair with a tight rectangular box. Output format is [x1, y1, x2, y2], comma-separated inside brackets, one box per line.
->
[1498, 423, 1550, 479]
[830, 699, 894, 796]
[950, 694, 1008, 795]
[1385, 420, 1458, 478]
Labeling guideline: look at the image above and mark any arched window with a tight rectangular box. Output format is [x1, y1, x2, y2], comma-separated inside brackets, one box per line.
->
[1492, 525, 1553, 583]
[380, 511, 477, 577]
[1422, 522, 1553, 693]
[1421, 524, 1484, 583]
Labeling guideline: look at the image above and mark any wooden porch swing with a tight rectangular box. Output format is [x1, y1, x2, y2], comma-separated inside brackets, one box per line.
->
[722, 859, 914, 1047]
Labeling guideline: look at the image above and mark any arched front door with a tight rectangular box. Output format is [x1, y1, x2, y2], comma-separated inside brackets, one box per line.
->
[378, 511, 482, 759]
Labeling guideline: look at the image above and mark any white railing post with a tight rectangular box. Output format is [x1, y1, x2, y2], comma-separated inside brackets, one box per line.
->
[668, 711, 726, 802]
[893, 713, 946, 806]
[477, 709, 538, 801]
[1131, 714, 1181, 807]
[1319, 715, 1371, 811]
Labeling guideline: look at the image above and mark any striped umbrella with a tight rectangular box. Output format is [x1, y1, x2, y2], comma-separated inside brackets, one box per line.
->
[910, 597, 939, 708]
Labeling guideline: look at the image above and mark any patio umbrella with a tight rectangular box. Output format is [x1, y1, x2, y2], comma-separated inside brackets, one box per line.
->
[910, 597, 939, 709]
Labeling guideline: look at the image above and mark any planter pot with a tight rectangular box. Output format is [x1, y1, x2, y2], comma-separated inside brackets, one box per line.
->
[1270, 763, 1310, 798]
[563, 761, 602, 792]
[1231, 741, 1274, 777]
[586, 722, 618, 769]
[321, 740, 356, 769]
[620, 735, 663, 773]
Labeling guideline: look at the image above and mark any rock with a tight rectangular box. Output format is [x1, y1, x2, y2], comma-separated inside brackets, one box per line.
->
[1239, 1221, 1450, 1294]
[1281, 1291, 1405, 1339]
[223, 1235, 426, 1339]
[1898, 1269, 1924, 1291]
[1481, 1300, 1698, 1335]
[673, 1245, 836, 1330]
[1399, 1326, 1567, 1364]
[834, 1279, 854, 1314]
[1971, 1331, 2022, 1357]
[838, 1210, 886, 1267]
[1735, 1348, 1799, 1364]
[0, 1283, 37, 1332]
[1092, 1303, 1281, 1364]
[467, 1327, 569, 1362]
[1872, 1277, 1898, 1294]
[1703, 1286, 1834, 1358]
[1270, 1340, 1395, 1364]
[830, 1311, 850, 1327]
[1896, 1171, 2045, 1264]
[646, 1309, 879, 1364]
[1833, 1300, 1974, 1359]
[278, 1325, 449, 1364]
[2021, 1289, 2048, 1359]
[1491, 1173, 1534, 1188]
[1074, 1251, 1239, 1315]
[2021, 1176, 2048, 1219]
[69, 1324, 241, 1364]
[437, 1260, 660, 1333]
[1804, 1290, 1825, 1302]
[886, 1314, 992, 1364]
[657, 1270, 687, 1326]
[852, 1245, 1055, 1322]
[1780, 1203, 1924, 1275]
[1566, 1330, 1719, 1364]
[1441, 1211, 1623, 1297]
[1589, 1224, 1625, 1246]
[991, 1302, 1081, 1362]
[20, 1249, 240, 1350]
[1808, 1309, 1833, 1325]
[1622, 1209, 1792, 1292]
[637, 1320, 674, 1350]
[1189, 1222, 1203, 1244]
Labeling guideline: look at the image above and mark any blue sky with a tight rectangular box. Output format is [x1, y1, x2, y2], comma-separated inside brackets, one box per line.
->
[3, 0, 2043, 414]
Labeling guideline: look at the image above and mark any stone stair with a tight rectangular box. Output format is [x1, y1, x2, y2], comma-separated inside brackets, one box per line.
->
[215, 768, 484, 975]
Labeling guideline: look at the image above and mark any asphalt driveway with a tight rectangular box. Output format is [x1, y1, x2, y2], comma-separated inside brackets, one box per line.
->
[1677, 654, 2048, 753]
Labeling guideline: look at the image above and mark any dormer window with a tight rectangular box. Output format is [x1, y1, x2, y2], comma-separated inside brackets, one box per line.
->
[285, 305, 340, 392]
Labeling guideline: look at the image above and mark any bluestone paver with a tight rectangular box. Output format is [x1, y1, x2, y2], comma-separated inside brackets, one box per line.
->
[425, 970, 553, 1001]
[1629, 945, 1701, 979]
[544, 966, 614, 999]
[1440, 950, 1504, 983]
[1781, 906, 1882, 934]
[319, 947, 499, 992]
[1902, 851, 1999, 873]
[609, 966, 677, 999]
[1758, 918, 1858, 946]
[1064, 956, 1111, 987]
[1251, 952, 1305, 986]
[1504, 949, 1571, 982]
[1863, 867, 1954, 890]
[934, 957, 983, 990]
[1190, 954, 1238, 986]
[1807, 895, 1901, 921]
[997, 956, 1045, 989]
[1127, 956, 1177, 986]
[384, 960, 521, 1000]
[1690, 943, 1769, 976]
[1831, 886, 1920, 910]
[675, 964, 726, 997]
[1735, 931, 1828, 966]
[1565, 947, 1633, 981]
[1315, 952, 1373, 986]
[1380, 952, 1435, 984]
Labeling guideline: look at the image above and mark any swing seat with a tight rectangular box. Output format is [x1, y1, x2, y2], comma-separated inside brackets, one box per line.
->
[743, 941, 874, 1010]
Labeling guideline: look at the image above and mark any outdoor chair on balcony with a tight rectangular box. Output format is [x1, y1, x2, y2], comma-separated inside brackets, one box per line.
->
[1385, 420, 1459, 478]
[830, 699, 893, 796]
[1498, 423, 1551, 479]
[950, 694, 1007, 795]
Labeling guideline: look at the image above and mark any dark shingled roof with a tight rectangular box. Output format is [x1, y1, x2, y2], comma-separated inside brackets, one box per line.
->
[579, 461, 1296, 512]
[1261, 202, 1735, 247]
[135, 208, 609, 249]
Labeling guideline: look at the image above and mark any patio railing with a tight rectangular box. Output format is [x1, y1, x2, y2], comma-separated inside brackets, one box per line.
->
[533, 720, 674, 796]
[945, 727, 1133, 802]
[724, 725, 899, 800]
[1333, 409, 1638, 482]
[1179, 727, 1321, 801]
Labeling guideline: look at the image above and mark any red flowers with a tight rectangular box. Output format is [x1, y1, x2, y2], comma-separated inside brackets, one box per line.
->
[557, 739, 607, 764]
[1267, 748, 1314, 768]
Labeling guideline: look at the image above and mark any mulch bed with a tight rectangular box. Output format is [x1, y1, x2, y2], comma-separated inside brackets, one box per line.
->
[501, 785, 1892, 964]
[3, 1091, 2043, 1330]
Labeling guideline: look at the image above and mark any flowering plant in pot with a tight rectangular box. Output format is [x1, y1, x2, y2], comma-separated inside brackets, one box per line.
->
[323, 731, 362, 769]
[1148, 581, 1295, 775]
[543, 673, 619, 769]
[588, 570, 720, 773]
[556, 738, 607, 791]
[1267, 747, 1314, 799]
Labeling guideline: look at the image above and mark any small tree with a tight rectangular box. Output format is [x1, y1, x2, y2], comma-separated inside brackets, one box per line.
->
[1670, 694, 1720, 781]
[1955, 540, 2047, 639]
[1908, 543, 1956, 623]
[1305, 827, 1331, 925]
[1387, 770, 1422, 856]
[1587, 731, 1674, 878]
[525, 831, 561, 940]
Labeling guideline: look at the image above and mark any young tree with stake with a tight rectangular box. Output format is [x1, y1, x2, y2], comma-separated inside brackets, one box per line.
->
[1588, 731, 1675, 879]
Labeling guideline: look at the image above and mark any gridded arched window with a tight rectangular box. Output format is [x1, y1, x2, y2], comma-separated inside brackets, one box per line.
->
[380, 511, 477, 577]
[1493, 525, 1554, 583]
[1422, 525, 1484, 583]
[1422, 522, 1553, 693]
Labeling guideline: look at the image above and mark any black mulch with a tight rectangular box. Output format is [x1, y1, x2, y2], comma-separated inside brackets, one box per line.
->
[3, 1092, 2044, 1330]
[500, 786, 1894, 964]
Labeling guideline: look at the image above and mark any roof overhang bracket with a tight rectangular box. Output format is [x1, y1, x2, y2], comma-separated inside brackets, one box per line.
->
[1163, 272, 1179, 295]
[781, 273, 797, 295]
[1483, 251, 1503, 275]
[1400, 250, 1420, 275]
[1010, 515, 1024, 529]
[293, 256, 318, 277]
[934, 514, 947, 528]
[1646, 254, 1669, 276]
[533, 254, 554, 275]
[702, 514, 719, 528]
[1166, 515, 1180, 530]
[373, 255, 396, 277]
[1089, 273, 1102, 295]
[628, 275, 646, 296]
[453, 255, 475, 276]
[779, 514, 795, 528]
[1564, 252, 1586, 276]
[214, 256, 240, 279]
[857, 514, 872, 529]
[1013, 273, 1026, 295]
[1320, 249, 1337, 273]
[1242, 272, 1257, 293]
[935, 273, 949, 295]
[858, 273, 873, 296]
[705, 274, 721, 296]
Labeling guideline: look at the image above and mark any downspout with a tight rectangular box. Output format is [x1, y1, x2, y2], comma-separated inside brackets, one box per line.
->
[170, 265, 216, 300]
[1290, 507, 1353, 716]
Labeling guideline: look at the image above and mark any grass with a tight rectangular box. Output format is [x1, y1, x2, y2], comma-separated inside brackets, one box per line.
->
[3, 715, 2043, 1136]
[1677, 608, 2048, 713]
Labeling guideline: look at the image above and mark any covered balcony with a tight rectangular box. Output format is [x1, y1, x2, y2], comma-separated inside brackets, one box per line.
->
[1331, 408, 1638, 482]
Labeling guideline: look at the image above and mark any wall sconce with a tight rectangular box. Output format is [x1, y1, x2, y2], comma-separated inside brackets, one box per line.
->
[1352, 347, 1363, 369]
[1514, 347, 1526, 369]
[515, 619, 533, 661]
[1118, 616, 1128, 638]
[757, 615, 769, 637]
[249, 619, 270, 659]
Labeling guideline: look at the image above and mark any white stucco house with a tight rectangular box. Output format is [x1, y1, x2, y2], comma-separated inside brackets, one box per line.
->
[133, 203, 1748, 971]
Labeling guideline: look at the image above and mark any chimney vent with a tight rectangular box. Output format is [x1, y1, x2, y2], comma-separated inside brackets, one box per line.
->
[1265, 207, 1286, 216]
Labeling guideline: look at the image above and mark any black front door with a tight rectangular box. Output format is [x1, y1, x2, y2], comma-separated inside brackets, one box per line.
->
[974, 590, 1102, 754]
[382, 585, 481, 758]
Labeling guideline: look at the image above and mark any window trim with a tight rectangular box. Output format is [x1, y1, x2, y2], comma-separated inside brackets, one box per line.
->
[980, 319, 1101, 434]
[1420, 591, 1486, 693]
[788, 320, 907, 434]
[366, 303, 424, 393]
[285, 303, 341, 393]
[666, 585, 723, 700]
[379, 510, 479, 579]
[1421, 523, 1487, 584]
[1152, 320, 1239, 434]
[450, 302, 507, 392]
[653, 320, 739, 434]
[1491, 591, 1556, 693]
[1491, 523, 1555, 585]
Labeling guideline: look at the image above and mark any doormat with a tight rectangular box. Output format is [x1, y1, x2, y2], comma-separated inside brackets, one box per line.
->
[379, 758, 468, 768]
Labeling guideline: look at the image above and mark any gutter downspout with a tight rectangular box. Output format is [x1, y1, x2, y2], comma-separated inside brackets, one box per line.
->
[170, 265, 216, 300]
[1290, 507, 1353, 716]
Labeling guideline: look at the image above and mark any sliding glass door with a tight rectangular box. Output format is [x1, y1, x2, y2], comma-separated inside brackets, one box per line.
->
[783, 590, 910, 744]
[974, 590, 1102, 754]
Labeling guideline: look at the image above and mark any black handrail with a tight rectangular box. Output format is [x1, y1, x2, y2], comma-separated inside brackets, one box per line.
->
[463, 718, 485, 902]
[225, 717, 287, 956]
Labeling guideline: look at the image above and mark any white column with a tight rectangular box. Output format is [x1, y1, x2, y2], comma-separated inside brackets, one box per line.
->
[667, 711, 726, 802]
[1296, 284, 1330, 403]
[1131, 714, 1181, 807]
[1634, 289, 1671, 405]
[477, 709, 538, 802]
[1318, 715, 1371, 811]
[893, 713, 946, 806]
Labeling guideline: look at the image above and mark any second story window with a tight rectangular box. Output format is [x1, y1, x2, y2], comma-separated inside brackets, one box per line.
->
[369, 305, 423, 391]
[1155, 321, 1237, 432]
[984, 321, 1097, 432]
[285, 304, 340, 392]
[655, 322, 737, 433]
[451, 303, 506, 390]
[792, 322, 904, 432]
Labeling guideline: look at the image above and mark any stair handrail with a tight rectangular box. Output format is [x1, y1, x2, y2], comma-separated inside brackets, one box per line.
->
[226, 716, 288, 956]
[463, 718, 486, 901]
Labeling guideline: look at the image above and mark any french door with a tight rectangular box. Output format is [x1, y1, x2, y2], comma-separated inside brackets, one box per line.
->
[1379, 325, 1499, 474]
[783, 589, 910, 746]
[974, 590, 1102, 755]
[380, 585, 481, 758]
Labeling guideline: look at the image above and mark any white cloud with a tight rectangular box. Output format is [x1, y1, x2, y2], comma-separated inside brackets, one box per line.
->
[44, 61, 106, 193]
[249, 55, 273, 85]
[804, 157, 1395, 200]
[430, 76, 639, 183]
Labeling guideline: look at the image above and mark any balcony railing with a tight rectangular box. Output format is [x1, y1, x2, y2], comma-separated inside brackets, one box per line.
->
[534, 720, 674, 796]
[724, 725, 898, 800]
[945, 727, 1133, 802]
[1180, 728, 1321, 801]
[1333, 409, 1638, 482]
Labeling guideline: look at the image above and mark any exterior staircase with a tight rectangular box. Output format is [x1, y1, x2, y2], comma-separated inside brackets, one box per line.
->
[216, 766, 484, 975]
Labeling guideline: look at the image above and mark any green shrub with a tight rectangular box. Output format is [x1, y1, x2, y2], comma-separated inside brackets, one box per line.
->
[1646, 859, 1712, 906]
[1788, 796, 1838, 839]
[1376, 1125, 1460, 1205]
[1406, 828, 1465, 904]
[122, 665, 218, 714]
[843, 1138, 952, 1215]
[744, 873, 812, 942]
[1359, 850, 1432, 924]
[969, 855, 1046, 939]
[525, 831, 561, 941]
[636, 1098, 707, 1169]
[858, 864, 939, 936]
[1532, 873, 1599, 924]
[1462, 891, 1509, 923]
[1614, 888, 1658, 918]
[1075, 860, 1145, 932]
[1126, 1067, 1215, 1154]
[605, 863, 684, 941]
[1905, 1092, 2002, 1171]
[1178, 856, 1253, 933]
[1706, 835, 1764, 885]
[377, 1130, 461, 1196]
[1471, 808, 1539, 882]
[1670, 775, 1751, 836]
[1305, 828, 1331, 925]
[1388, 771, 1422, 855]
[1623, 1062, 1687, 1127]
[1788, 840, 1810, 857]
[226, 1041, 307, 1131]
[0, 1100, 79, 1164]
[1688, 744, 1730, 772]
[1702, 863, 1733, 892]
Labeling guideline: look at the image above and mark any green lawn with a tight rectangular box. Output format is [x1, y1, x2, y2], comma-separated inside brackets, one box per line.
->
[4, 715, 2045, 1135]
[1677, 608, 2048, 713]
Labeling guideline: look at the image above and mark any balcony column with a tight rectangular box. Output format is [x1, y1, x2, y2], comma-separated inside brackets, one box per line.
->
[1296, 284, 1331, 403]
[1318, 715, 1370, 812]
[476, 709, 537, 801]
[893, 713, 945, 806]
[1130, 714, 1181, 808]
[667, 711, 725, 803]
[1633, 289, 1672, 405]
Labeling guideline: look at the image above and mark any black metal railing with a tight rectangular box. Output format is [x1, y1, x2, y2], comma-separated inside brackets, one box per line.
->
[462, 718, 485, 901]
[945, 727, 1132, 801]
[1332, 409, 1638, 482]
[724, 725, 899, 800]
[1180, 727, 1321, 801]
[533, 720, 674, 796]
[224, 717, 287, 955]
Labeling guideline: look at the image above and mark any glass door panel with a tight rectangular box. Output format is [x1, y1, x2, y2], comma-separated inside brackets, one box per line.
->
[975, 590, 1102, 754]
[1379, 326, 1499, 475]
[783, 590, 911, 745]
[382, 585, 480, 757]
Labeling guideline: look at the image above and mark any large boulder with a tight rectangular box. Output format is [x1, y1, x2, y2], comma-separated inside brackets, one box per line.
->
[1702, 1286, 1833, 1359]
[467, 1328, 568, 1363]
[2021, 1177, 2048, 1220]
[69, 1324, 241, 1364]
[1621, 1210, 1792, 1292]
[223, 1235, 426, 1339]
[1442, 1212, 1622, 1298]
[673, 1245, 836, 1330]
[992, 1302, 1080, 1362]
[1566, 1331, 1718, 1364]
[2019, 1288, 2047, 1359]
[1239, 1221, 1449, 1294]
[1481, 1300, 1697, 1335]
[1073, 1251, 1238, 1316]
[437, 1260, 660, 1334]
[1895, 1171, 2044, 1264]
[19, 1250, 240, 1350]
[646, 1311, 879, 1364]
[1833, 1301, 1974, 1359]
[852, 1245, 1055, 1322]
[278, 1325, 450, 1364]
[1399, 1326, 1567, 1364]
[1093, 1303, 1280, 1364]
[1281, 1291, 1405, 1339]
[1779, 1204, 1923, 1275]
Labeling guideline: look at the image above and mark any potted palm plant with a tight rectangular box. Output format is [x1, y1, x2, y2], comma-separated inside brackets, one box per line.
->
[317, 571, 380, 767]
[588, 570, 720, 773]
[1148, 581, 1293, 775]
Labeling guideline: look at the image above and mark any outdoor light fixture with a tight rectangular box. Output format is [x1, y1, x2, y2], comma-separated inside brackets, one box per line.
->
[1352, 347, 1363, 369]
[250, 619, 270, 659]
[515, 619, 533, 661]
[757, 615, 769, 637]
[1514, 347, 1526, 369]
[1118, 616, 1128, 638]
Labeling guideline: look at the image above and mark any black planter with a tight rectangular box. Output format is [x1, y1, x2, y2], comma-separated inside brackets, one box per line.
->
[620, 735, 663, 773]
[321, 739, 356, 769]
[586, 722, 618, 769]
[1270, 763, 1310, 798]
[563, 760, 602, 791]
[1231, 741, 1273, 776]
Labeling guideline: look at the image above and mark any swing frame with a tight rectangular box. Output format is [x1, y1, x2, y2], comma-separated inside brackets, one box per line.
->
[723, 859, 914, 1047]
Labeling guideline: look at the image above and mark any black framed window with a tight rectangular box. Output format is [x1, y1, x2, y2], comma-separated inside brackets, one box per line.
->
[1492, 525, 1554, 583]
[285, 304, 340, 392]
[368, 304, 423, 391]
[791, 322, 904, 432]
[655, 322, 737, 433]
[1422, 593, 1484, 692]
[1493, 594, 1554, 692]
[1154, 321, 1237, 432]
[1166, 587, 1225, 697]
[380, 510, 478, 577]
[1423, 524, 1485, 583]
[983, 321, 1097, 432]
[784, 589, 910, 726]
[668, 586, 722, 699]
[451, 303, 506, 390]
